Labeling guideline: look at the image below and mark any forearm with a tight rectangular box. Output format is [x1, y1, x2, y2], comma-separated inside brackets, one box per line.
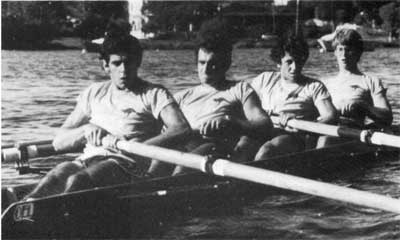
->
[233, 117, 272, 140]
[317, 112, 338, 125]
[141, 125, 192, 148]
[53, 125, 89, 152]
[365, 106, 392, 126]
[143, 125, 191, 176]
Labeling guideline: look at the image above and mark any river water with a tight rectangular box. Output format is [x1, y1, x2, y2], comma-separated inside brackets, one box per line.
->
[2, 48, 400, 238]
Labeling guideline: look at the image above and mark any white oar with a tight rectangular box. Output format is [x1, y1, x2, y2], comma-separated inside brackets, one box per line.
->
[113, 140, 400, 214]
[271, 116, 400, 149]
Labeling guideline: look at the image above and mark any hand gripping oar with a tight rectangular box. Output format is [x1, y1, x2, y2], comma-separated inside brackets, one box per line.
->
[271, 116, 400, 149]
[112, 140, 400, 214]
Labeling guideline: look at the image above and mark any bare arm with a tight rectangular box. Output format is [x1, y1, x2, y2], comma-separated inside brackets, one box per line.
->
[144, 103, 191, 175]
[142, 103, 191, 147]
[233, 92, 273, 140]
[315, 98, 338, 124]
[53, 106, 106, 152]
[199, 93, 272, 141]
[363, 92, 392, 126]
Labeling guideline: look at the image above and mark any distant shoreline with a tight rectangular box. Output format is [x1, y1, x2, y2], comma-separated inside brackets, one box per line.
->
[2, 36, 398, 51]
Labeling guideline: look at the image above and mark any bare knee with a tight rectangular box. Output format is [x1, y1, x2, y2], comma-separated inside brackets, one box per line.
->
[43, 162, 82, 187]
[26, 162, 81, 198]
[254, 143, 276, 161]
[65, 171, 94, 193]
[51, 162, 82, 178]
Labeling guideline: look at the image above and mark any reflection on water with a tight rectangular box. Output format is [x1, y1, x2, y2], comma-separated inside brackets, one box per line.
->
[1, 48, 400, 239]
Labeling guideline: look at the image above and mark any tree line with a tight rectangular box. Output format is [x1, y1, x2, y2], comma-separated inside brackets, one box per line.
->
[2, 1, 399, 50]
[2, 1, 126, 49]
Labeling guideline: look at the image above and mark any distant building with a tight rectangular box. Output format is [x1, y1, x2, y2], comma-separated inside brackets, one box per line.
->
[126, 0, 149, 39]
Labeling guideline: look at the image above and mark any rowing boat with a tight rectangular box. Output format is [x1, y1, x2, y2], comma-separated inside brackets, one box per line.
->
[2, 139, 398, 238]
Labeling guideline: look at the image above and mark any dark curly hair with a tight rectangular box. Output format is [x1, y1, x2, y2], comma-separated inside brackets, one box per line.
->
[100, 18, 143, 65]
[270, 31, 309, 64]
[194, 18, 234, 62]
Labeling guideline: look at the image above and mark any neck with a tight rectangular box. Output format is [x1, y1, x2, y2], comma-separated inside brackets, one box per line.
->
[281, 74, 303, 84]
[203, 78, 228, 90]
[339, 66, 361, 75]
[114, 77, 143, 93]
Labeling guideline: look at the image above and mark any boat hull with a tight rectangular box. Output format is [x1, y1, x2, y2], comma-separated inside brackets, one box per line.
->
[2, 141, 398, 238]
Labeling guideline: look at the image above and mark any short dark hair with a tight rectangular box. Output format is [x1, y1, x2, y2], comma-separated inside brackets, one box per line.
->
[195, 18, 233, 58]
[100, 18, 143, 64]
[270, 32, 309, 64]
[332, 28, 363, 57]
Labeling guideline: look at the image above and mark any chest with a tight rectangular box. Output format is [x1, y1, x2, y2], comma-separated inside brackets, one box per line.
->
[183, 90, 240, 113]
[261, 83, 313, 110]
[329, 81, 370, 102]
[90, 91, 150, 120]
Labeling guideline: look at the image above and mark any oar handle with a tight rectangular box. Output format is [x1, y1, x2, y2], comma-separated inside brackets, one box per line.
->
[115, 140, 400, 214]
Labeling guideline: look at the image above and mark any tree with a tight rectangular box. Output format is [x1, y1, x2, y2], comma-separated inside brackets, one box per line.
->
[74, 1, 126, 40]
[2, 1, 65, 49]
[379, 2, 400, 41]
[142, 2, 218, 35]
[2, 1, 128, 49]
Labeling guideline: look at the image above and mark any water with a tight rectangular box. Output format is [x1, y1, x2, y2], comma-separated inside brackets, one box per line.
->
[2, 48, 400, 238]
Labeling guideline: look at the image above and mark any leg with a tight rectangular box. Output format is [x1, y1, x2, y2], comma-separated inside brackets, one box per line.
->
[230, 136, 262, 163]
[147, 160, 175, 178]
[26, 161, 83, 199]
[172, 142, 217, 176]
[147, 141, 192, 178]
[254, 134, 304, 161]
[65, 159, 132, 193]
[316, 135, 343, 148]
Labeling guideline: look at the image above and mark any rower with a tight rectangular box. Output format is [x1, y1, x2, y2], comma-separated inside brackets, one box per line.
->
[250, 31, 337, 160]
[25, 19, 190, 199]
[318, 29, 393, 147]
[317, 10, 371, 52]
[172, 18, 273, 174]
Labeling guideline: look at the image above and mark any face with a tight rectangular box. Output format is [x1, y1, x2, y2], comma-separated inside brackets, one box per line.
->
[334, 44, 359, 70]
[279, 52, 306, 82]
[197, 48, 230, 85]
[105, 53, 140, 90]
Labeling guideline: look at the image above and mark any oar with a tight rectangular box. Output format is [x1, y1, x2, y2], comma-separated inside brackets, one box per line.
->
[2, 140, 53, 149]
[270, 116, 400, 148]
[112, 140, 400, 214]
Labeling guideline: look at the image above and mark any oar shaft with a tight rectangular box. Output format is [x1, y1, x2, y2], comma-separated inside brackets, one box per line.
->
[116, 140, 400, 214]
[370, 132, 400, 149]
[213, 160, 400, 214]
[271, 116, 400, 148]
[117, 141, 208, 171]
[286, 118, 362, 138]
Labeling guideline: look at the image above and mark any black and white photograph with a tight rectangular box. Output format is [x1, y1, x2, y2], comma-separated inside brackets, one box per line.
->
[1, 0, 400, 238]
